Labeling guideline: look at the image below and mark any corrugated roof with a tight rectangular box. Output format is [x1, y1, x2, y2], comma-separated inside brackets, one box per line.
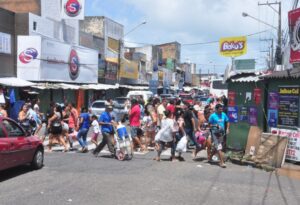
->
[262, 67, 300, 79]
[231, 76, 261, 82]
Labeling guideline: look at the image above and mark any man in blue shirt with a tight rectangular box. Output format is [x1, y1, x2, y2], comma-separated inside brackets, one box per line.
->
[77, 107, 90, 153]
[208, 104, 230, 168]
[93, 105, 115, 157]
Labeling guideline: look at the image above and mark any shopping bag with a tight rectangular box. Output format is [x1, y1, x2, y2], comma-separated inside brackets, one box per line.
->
[176, 135, 188, 152]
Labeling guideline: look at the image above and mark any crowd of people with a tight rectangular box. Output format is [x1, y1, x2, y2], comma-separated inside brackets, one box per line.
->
[2, 94, 230, 168]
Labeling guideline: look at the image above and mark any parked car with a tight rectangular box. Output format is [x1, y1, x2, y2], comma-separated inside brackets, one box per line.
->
[126, 90, 153, 103]
[114, 97, 129, 108]
[89, 100, 106, 117]
[194, 95, 209, 106]
[0, 117, 44, 171]
[90, 100, 126, 122]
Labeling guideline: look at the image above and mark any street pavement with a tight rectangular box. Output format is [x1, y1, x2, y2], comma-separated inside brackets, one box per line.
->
[1, 139, 300, 205]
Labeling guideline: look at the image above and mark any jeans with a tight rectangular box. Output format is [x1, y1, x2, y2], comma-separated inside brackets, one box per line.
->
[185, 128, 201, 150]
[157, 140, 175, 157]
[93, 132, 115, 155]
[77, 128, 89, 148]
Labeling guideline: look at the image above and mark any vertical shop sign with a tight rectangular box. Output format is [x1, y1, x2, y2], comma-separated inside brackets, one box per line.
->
[268, 92, 279, 109]
[253, 88, 262, 105]
[278, 87, 299, 127]
[249, 106, 258, 126]
[268, 109, 278, 127]
[228, 106, 238, 123]
[240, 106, 248, 121]
[228, 91, 236, 106]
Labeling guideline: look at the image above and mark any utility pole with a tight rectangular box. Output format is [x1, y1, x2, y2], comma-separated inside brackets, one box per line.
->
[258, 1, 282, 65]
[260, 38, 274, 69]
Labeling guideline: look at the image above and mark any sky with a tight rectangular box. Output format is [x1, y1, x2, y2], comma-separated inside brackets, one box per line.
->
[85, 0, 293, 74]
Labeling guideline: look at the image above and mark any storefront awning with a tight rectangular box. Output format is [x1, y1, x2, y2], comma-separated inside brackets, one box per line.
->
[0, 77, 36, 87]
[119, 85, 149, 90]
[32, 83, 81, 90]
[80, 84, 119, 90]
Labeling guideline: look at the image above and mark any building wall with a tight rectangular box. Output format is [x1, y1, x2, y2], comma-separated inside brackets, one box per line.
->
[0, 0, 41, 15]
[0, 8, 16, 77]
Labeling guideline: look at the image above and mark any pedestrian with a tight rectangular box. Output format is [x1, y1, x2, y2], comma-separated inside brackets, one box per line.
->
[91, 114, 100, 146]
[77, 107, 90, 153]
[67, 103, 78, 149]
[154, 110, 177, 162]
[174, 109, 185, 161]
[142, 109, 156, 149]
[129, 99, 145, 152]
[93, 105, 115, 157]
[208, 104, 230, 168]
[33, 99, 43, 135]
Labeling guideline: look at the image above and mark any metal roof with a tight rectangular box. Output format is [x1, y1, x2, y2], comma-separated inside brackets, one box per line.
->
[262, 67, 300, 79]
[231, 76, 261, 82]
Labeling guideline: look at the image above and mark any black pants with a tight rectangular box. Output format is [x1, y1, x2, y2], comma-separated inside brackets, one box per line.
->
[93, 132, 115, 155]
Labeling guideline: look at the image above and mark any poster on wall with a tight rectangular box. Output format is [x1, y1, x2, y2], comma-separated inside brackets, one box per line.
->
[268, 109, 278, 127]
[228, 91, 236, 106]
[228, 106, 238, 123]
[245, 92, 252, 103]
[61, 0, 85, 20]
[253, 88, 262, 105]
[278, 87, 299, 127]
[271, 128, 300, 162]
[249, 106, 258, 126]
[240, 106, 248, 121]
[268, 92, 279, 109]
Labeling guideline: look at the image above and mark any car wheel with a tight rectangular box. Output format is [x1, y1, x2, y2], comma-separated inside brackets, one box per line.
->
[31, 148, 44, 169]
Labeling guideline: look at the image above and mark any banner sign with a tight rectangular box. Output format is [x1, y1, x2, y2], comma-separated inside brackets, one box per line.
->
[278, 87, 299, 127]
[268, 109, 278, 127]
[271, 128, 300, 162]
[249, 106, 258, 126]
[289, 8, 300, 63]
[268, 92, 279, 109]
[219, 36, 247, 57]
[61, 0, 85, 20]
[17, 36, 98, 83]
[120, 59, 139, 79]
[228, 91, 236, 106]
[228, 106, 238, 123]
[0, 32, 11, 54]
[240, 106, 248, 121]
[253, 88, 262, 105]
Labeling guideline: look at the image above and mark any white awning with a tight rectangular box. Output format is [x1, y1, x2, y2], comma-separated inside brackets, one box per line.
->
[0, 77, 36, 87]
[80, 84, 119, 90]
[32, 83, 81, 90]
[119, 85, 149, 90]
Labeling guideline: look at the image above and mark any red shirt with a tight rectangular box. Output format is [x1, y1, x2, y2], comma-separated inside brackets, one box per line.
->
[129, 104, 141, 127]
[167, 104, 175, 114]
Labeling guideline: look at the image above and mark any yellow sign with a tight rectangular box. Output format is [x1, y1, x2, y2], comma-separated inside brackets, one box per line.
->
[219, 36, 247, 57]
[120, 59, 139, 79]
[108, 37, 119, 52]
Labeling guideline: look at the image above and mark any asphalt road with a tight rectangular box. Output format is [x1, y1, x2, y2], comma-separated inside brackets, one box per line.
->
[0, 151, 300, 205]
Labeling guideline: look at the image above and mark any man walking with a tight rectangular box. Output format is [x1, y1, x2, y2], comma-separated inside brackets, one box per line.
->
[93, 105, 115, 157]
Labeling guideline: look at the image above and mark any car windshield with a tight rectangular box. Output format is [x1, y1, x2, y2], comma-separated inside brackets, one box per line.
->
[92, 102, 105, 108]
[212, 80, 227, 89]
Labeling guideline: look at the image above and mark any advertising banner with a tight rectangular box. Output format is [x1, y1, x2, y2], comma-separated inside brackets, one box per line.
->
[228, 106, 238, 123]
[219, 36, 247, 57]
[228, 91, 236, 106]
[17, 36, 42, 81]
[278, 87, 299, 127]
[253, 88, 262, 105]
[268, 109, 278, 127]
[17, 36, 98, 83]
[268, 92, 279, 109]
[249, 106, 258, 126]
[61, 0, 85, 20]
[240, 106, 248, 121]
[271, 128, 300, 162]
[0, 32, 11, 54]
[120, 59, 139, 79]
[289, 8, 300, 63]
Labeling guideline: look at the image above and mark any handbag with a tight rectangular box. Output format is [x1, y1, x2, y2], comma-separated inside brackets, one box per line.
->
[176, 135, 188, 152]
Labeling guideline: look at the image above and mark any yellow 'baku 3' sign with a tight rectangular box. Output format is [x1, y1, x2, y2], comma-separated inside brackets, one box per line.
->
[219, 36, 247, 57]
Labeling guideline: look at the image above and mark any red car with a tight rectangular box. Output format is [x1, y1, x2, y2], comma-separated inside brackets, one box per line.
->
[0, 117, 44, 171]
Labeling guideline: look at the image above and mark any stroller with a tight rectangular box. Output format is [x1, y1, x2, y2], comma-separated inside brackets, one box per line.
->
[114, 123, 133, 161]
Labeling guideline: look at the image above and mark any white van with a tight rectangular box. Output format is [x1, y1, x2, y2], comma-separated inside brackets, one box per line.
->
[126, 90, 153, 103]
[210, 79, 228, 97]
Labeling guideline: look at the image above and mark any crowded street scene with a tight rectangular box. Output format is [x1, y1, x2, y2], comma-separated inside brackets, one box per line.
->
[1, 0, 300, 205]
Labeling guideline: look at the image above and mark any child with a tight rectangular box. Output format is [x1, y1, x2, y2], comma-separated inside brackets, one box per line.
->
[91, 115, 100, 146]
[114, 119, 133, 160]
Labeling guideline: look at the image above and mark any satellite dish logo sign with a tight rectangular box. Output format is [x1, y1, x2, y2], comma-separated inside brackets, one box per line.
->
[69, 49, 80, 80]
[19, 48, 38, 64]
[64, 0, 82, 17]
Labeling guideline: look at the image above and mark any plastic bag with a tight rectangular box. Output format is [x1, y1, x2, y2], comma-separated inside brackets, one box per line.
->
[176, 135, 188, 152]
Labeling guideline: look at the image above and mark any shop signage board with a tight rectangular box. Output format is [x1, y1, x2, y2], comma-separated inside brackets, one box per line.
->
[228, 106, 238, 123]
[271, 128, 300, 162]
[61, 0, 85, 20]
[219, 36, 247, 57]
[289, 7, 300, 63]
[240, 106, 248, 121]
[278, 87, 299, 127]
[268, 92, 279, 109]
[120, 59, 139, 79]
[254, 88, 262, 105]
[17, 36, 98, 83]
[228, 91, 236, 106]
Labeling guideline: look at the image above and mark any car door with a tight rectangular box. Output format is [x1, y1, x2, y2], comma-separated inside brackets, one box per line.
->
[0, 123, 11, 170]
[2, 119, 32, 166]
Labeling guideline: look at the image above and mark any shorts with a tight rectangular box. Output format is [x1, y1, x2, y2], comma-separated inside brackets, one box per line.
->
[130, 126, 139, 138]
[92, 132, 99, 141]
[211, 129, 224, 151]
